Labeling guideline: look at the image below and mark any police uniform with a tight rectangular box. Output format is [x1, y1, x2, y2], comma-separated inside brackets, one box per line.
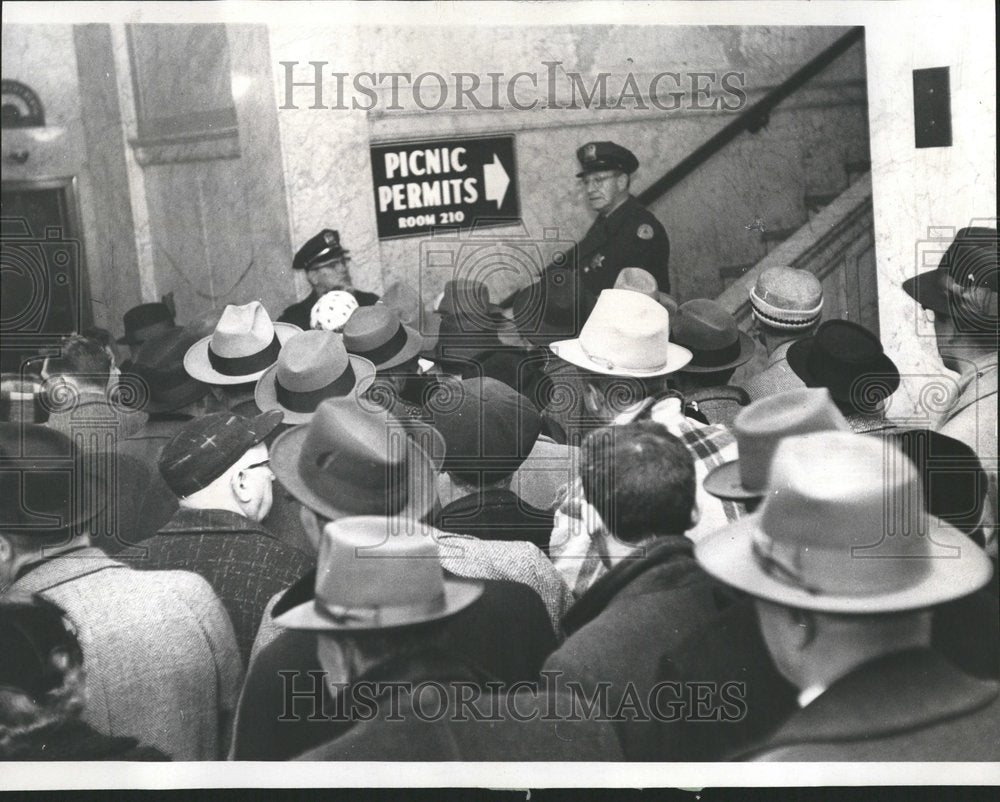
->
[574, 142, 671, 296]
[278, 229, 378, 330]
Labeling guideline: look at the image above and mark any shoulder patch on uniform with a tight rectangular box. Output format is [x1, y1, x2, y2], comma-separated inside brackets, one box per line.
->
[637, 224, 654, 240]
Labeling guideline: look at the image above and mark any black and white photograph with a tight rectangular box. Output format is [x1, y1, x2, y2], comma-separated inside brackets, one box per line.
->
[0, 0, 997, 792]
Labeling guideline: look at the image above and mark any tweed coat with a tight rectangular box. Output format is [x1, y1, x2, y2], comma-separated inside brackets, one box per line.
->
[9, 547, 243, 760]
[736, 649, 1000, 761]
[129, 507, 314, 663]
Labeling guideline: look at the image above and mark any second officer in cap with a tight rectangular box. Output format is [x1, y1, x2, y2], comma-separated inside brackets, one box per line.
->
[278, 229, 380, 331]
[572, 141, 671, 295]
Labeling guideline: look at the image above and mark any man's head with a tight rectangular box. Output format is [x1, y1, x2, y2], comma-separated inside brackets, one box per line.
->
[579, 421, 697, 562]
[902, 227, 998, 372]
[428, 377, 543, 493]
[576, 141, 639, 215]
[158, 410, 283, 522]
[748, 267, 824, 352]
[695, 431, 993, 693]
[293, 229, 353, 295]
[40, 334, 112, 395]
[0, 424, 102, 590]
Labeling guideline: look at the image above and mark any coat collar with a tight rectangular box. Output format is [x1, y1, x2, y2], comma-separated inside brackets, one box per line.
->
[561, 535, 696, 636]
[158, 506, 274, 538]
[10, 547, 126, 595]
[756, 648, 998, 750]
[439, 488, 544, 518]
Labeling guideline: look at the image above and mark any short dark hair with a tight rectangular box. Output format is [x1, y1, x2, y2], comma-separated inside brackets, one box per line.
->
[580, 420, 696, 543]
[42, 335, 111, 388]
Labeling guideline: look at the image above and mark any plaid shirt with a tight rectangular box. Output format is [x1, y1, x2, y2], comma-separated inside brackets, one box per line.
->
[549, 396, 745, 597]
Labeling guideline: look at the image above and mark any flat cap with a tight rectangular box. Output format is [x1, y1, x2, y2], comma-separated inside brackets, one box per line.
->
[158, 409, 283, 498]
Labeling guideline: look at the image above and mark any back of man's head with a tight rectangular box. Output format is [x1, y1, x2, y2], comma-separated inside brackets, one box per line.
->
[580, 420, 696, 544]
[42, 335, 111, 391]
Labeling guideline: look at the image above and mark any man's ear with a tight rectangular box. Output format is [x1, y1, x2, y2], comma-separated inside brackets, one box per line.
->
[231, 469, 252, 504]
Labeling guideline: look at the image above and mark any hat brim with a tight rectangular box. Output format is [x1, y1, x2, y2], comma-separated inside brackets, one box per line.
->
[901, 270, 950, 315]
[269, 421, 439, 523]
[142, 379, 210, 415]
[273, 575, 483, 631]
[695, 513, 994, 614]
[679, 331, 756, 374]
[549, 338, 692, 377]
[372, 323, 425, 371]
[786, 338, 901, 406]
[254, 355, 377, 425]
[183, 323, 302, 385]
[702, 459, 764, 501]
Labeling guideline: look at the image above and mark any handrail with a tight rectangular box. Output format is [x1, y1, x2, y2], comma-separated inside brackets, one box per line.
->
[637, 26, 865, 206]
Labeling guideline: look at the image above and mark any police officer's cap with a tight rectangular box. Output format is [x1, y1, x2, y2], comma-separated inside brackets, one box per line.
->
[576, 141, 639, 177]
[293, 229, 351, 272]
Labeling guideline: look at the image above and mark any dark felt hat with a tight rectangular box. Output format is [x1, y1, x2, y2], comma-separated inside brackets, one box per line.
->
[672, 299, 755, 373]
[130, 325, 210, 414]
[158, 410, 283, 498]
[902, 227, 998, 330]
[576, 141, 639, 176]
[0, 423, 105, 534]
[511, 267, 597, 346]
[255, 329, 376, 424]
[117, 302, 175, 346]
[786, 320, 900, 412]
[427, 377, 542, 483]
[293, 229, 350, 272]
[269, 395, 438, 523]
[343, 305, 424, 371]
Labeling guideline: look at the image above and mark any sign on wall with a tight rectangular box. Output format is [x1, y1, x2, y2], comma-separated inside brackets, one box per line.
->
[370, 134, 519, 239]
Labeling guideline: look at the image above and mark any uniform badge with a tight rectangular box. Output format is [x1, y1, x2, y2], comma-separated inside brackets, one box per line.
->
[591, 253, 605, 269]
[584, 143, 597, 162]
[637, 224, 654, 240]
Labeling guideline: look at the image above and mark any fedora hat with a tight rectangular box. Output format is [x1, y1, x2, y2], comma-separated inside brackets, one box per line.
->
[786, 320, 900, 411]
[902, 227, 998, 321]
[270, 395, 439, 523]
[437, 278, 504, 321]
[130, 326, 210, 414]
[511, 267, 597, 346]
[273, 516, 482, 631]
[117, 302, 175, 346]
[343, 305, 424, 371]
[749, 267, 824, 331]
[550, 289, 692, 377]
[255, 330, 376, 424]
[184, 302, 300, 385]
[310, 290, 359, 332]
[703, 388, 851, 501]
[0, 423, 105, 535]
[613, 268, 677, 315]
[672, 299, 754, 373]
[695, 431, 993, 613]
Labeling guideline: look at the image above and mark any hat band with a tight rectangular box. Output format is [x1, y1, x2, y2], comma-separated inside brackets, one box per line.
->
[686, 337, 741, 368]
[208, 333, 281, 377]
[126, 320, 174, 343]
[580, 341, 667, 373]
[312, 590, 446, 627]
[276, 363, 357, 412]
[352, 323, 409, 366]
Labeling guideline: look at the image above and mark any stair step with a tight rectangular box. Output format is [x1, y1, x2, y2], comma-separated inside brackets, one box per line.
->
[804, 191, 841, 211]
[761, 226, 801, 242]
[719, 262, 757, 280]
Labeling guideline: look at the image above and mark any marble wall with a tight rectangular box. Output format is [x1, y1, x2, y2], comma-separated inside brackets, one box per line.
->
[271, 24, 870, 309]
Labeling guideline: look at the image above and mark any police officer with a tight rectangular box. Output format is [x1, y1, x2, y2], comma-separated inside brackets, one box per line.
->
[573, 141, 670, 295]
[278, 229, 379, 331]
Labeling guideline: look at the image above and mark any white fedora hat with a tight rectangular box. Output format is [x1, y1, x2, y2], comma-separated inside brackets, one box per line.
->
[695, 431, 993, 613]
[184, 301, 300, 385]
[549, 289, 692, 377]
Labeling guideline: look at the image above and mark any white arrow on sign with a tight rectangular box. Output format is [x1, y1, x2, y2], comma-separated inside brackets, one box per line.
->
[483, 154, 510, 209]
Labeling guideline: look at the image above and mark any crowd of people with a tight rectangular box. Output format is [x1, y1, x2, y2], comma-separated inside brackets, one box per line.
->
[1, 204, 997, 763]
